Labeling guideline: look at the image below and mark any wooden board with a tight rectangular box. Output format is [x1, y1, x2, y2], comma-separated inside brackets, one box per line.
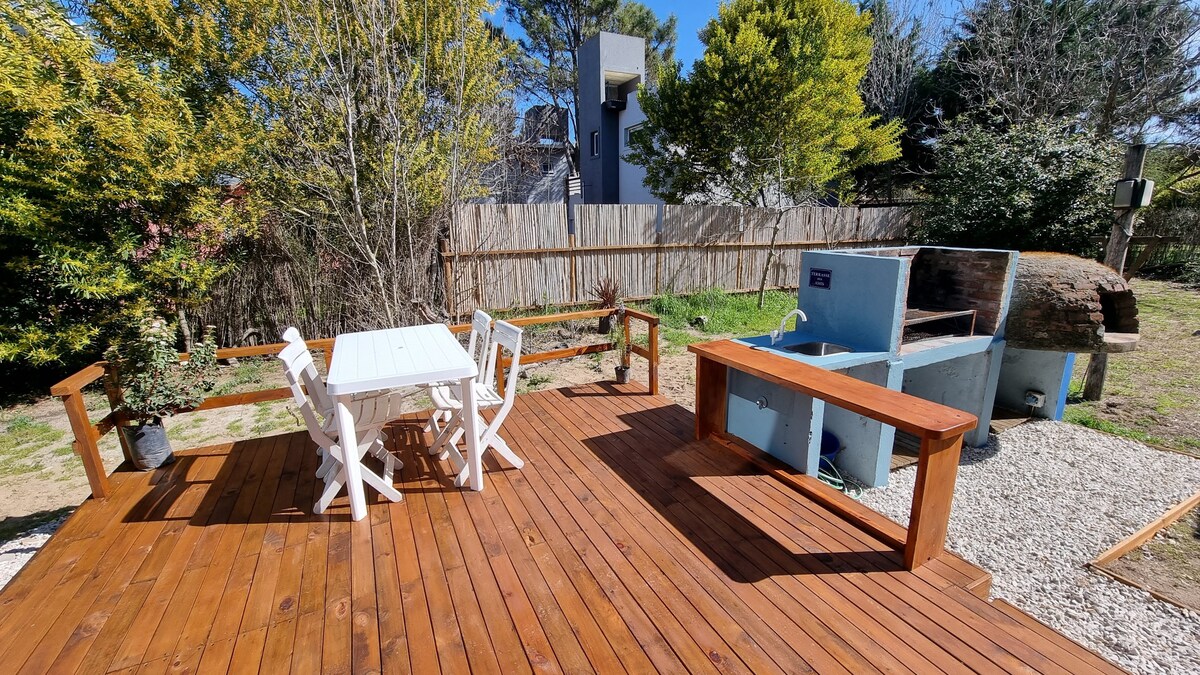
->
[689, 340, 978, 439]
[0, 385, 1125, 674]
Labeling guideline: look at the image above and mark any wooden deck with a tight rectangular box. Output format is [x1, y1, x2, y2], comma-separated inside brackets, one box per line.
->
[0, 384, 1123, 674]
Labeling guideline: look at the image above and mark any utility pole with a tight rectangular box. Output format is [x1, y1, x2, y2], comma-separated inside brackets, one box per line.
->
[1082, 142, 1147, 401]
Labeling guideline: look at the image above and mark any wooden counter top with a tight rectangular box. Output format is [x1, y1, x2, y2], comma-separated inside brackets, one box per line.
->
[688, 339, 977, 440]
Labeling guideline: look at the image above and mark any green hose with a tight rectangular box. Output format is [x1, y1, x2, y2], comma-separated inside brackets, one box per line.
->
[818, 456, 863, 498]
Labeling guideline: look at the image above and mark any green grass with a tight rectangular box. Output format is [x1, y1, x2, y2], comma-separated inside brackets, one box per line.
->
[0, 416, 66, 477]
[640, 288, 796, 336]
[210, 358, 278, 396]
[1063, 406, 1168, 446]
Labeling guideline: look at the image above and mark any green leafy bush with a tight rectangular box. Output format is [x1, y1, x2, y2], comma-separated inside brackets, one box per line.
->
[106, 319, 218, 420]
[916, 120, 1120, 254]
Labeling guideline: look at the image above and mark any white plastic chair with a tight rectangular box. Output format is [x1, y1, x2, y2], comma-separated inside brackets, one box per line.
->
[277, 332, 405, 512]
[425, 309, 494, 435]
[428, 319, 525, 487]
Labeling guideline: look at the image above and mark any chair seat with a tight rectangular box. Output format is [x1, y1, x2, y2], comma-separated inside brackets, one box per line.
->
[429, 382, 503, 411]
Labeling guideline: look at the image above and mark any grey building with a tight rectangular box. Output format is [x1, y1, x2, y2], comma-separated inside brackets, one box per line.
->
[578, 32, 658, 205]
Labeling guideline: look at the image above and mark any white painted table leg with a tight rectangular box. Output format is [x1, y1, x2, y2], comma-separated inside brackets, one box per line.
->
[460, 375, 484, 491]
[334, 394, 368, 521]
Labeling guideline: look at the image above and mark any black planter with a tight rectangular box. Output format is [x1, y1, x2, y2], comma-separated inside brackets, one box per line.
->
[598, 314, 614, 335]
[614, 365, 631, 384]
[121, 418, 176, 471]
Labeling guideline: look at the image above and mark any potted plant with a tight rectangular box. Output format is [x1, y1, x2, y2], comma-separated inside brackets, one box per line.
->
[106, 318, 218, 470]
[591, 277, 621, 334]
[611, 306, 631, 384]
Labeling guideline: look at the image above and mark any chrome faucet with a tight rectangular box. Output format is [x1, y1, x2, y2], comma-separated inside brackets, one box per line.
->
[770, 308, 808, 345]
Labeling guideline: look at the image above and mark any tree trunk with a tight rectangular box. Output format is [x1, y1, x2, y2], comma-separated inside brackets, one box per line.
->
[177, 306, 194, 353]
[1083, 143, 1147, 401]
[757, 209, 787, 309]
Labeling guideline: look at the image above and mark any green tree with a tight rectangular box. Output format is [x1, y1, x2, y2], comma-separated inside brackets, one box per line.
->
[505, 0, 677, 164]
[915, 119, 1120, 254]
[76, 0, 269, 348]
[627, 0, 902, 206]
[0, 0, 207, 366]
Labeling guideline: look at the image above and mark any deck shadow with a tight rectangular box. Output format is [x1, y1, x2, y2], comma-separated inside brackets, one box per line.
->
[565, 401, 905, 583]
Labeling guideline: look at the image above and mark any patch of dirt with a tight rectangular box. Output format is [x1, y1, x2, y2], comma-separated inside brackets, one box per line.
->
[1101, 505, 1200, 612]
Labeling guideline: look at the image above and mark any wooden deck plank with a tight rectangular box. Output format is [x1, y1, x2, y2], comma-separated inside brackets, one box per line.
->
[535, 388, 902, 675]
[0, 384, 1129, 674]
[524, 390, 830, 674]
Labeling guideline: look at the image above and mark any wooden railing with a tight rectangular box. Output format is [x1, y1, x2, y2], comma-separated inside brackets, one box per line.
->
[688, 339, 978, 571]
[50, 307, 660, 500]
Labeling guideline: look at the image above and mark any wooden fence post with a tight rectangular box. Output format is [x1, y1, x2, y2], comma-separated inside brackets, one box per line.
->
[904, 433, 964, 570]
[61, 391, 110, 499]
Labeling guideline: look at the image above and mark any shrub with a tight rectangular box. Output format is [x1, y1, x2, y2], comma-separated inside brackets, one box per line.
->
[106, 318, 218, 420]
[915, 120, 1120, 255]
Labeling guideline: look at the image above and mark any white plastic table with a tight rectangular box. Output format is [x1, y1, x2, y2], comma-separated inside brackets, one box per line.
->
[326, 324, 481, 521]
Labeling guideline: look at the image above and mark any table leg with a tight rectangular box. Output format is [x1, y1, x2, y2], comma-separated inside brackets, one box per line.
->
[459, 376, 484, 491]
[334, 395, 368, 521]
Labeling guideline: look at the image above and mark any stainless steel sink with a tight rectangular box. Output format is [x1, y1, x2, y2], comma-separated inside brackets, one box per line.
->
[779, 341, 853, 356]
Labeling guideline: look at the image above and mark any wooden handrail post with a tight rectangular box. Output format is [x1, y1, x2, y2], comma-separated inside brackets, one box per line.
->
[904, 433, 965, 570]
[647, 320, 659, 395]
[60, 390, 110, 499]
[323, 344, 335, 372]
[101, 365, 132, 463]
[621, 310, 632, 370]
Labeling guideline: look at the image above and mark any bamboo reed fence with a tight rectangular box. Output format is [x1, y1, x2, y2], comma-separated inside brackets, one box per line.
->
[444, 204, 910, 314]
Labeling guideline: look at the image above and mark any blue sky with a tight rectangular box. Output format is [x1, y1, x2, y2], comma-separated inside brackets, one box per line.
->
[643, 1, 718, 68]
[491, 0, 963, 75]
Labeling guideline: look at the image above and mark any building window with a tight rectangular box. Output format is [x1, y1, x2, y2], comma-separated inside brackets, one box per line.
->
[624, 123, 646, 147]
[590, 131, 599, 157]
[540, 160, 551, 176]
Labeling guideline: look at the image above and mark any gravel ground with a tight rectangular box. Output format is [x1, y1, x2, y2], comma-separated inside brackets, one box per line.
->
[859, 420, 1200, 675]
[0, 514, 70, 589]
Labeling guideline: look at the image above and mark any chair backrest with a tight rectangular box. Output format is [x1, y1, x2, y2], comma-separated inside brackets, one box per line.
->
[467, 309, 493, 385]
[491, 319, 523, 405]
[276, 339, 336, 449]
[279, 327, 334, 414]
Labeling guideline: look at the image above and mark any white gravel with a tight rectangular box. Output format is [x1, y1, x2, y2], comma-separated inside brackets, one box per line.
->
[0, 514, 68, 590]
[858, 420, 1200, 675]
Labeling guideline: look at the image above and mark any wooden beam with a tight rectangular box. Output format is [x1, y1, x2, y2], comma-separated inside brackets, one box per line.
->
[192, 387, 293, 411]
[50, 363, 107, 397]
[441, 237, 906, 258]
[1091, 488, 1200, 567]
[624, 308, 660, 325]
[500, 342, 615, 368]
[689, 340, 978, 439]
[647, 321, 659, 395]
[621, 312, 632, 370]
[905, 434, 964, 570]
[60, 391, 110, 499]
[694, 356, 728, 441]
[503, 308, 614, 327]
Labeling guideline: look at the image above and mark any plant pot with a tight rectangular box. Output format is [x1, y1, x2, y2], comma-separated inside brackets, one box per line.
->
[614, 365, 631, 384]
[598, 314, 613, 335]
[120, 418, 176, 471]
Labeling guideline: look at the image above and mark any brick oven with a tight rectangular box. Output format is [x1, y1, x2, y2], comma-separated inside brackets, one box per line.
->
[1004, 252, 1139, 353]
